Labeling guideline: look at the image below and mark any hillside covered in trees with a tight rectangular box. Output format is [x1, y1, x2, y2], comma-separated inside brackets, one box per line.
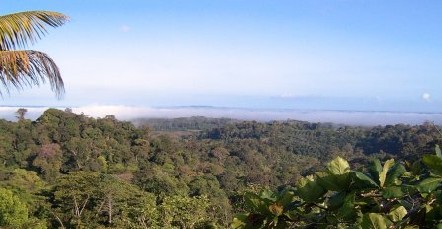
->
[0, 108, 441, 228]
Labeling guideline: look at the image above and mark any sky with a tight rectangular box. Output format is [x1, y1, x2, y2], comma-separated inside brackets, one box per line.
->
[2, 0, 442, 113]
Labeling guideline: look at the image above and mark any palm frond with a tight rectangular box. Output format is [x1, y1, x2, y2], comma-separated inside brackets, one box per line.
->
[0, 50, 64, 98]
[0, 11, 68, 50]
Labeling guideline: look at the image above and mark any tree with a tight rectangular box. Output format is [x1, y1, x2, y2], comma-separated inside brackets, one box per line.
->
[15, 108, 28, 121]
[52, 172, 159, 228]
[0, 11, 68, 97]
[160, 195, 210, 228]
[32, 143, 63, 182]
[0, 187, 29, 228]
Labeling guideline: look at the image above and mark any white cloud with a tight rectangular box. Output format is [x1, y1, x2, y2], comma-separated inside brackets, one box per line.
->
[422, 93, 431, 102]
[1, 105, 442, 126]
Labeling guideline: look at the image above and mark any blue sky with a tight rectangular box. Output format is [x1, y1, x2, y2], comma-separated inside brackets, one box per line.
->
[2, 0, 442, 112]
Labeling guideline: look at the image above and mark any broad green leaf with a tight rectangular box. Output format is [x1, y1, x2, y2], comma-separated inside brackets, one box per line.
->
[317, 172, 351, 191]
[337, 192, 356, 220]
[278, 189, 296, 208]
[372, 159, 382, 172]
[369, 159, 382, 183]
[232, 214, 248, 229]
[416, 177, 442, 193]
[400, 184, 418, 196]
[328, 191, 346, 209]
[410, 161, 422, 176]
[385, 163, 406, 186]
[244, 193, 260, 211]
[259, 189, 276, 201]
[379, 159, 395, 188]
[244, 193, 268, 214]
[388, 206, 407, 222]
[360, 213, 391, 229]
[327, 156, 350, 175]
[425, 204, 433, 213]
[296, 176, 326, 202]
[422, 155, 442, 176]
[284, 211, 298, 221]
[382, 186, 404, 199]
[352, 171, 379, 188]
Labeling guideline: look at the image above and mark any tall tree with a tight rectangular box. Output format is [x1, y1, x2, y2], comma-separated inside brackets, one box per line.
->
[0, 11, 68, 97]
[15, 108, 27, 121]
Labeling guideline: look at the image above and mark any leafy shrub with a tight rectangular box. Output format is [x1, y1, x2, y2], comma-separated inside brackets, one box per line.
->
[233, 146, 442, 228]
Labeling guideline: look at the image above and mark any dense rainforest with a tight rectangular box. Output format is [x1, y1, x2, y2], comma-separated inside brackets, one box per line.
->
[0, 108, 441, 228]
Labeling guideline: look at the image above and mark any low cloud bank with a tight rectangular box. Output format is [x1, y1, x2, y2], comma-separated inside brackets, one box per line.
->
[0, 105, 441, 126]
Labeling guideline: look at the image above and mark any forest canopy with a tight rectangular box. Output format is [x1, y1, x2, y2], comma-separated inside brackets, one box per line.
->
[0, 108, 440, 228]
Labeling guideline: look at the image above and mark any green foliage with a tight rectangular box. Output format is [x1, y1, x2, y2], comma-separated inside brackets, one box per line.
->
[0, 187, 29, 227]
[52, 172, 160, 228]
[232, 188, 296, 228]
[136, 116, 238, 132]
[233, 146, 442, 228]
[160, 195, 211, 228]
[422, 154, 442, 176]
[296, 175, 326, 202]
[32, 143, 63, 182]
[0, 109, 441, 227]
[0, 11, 67, 97]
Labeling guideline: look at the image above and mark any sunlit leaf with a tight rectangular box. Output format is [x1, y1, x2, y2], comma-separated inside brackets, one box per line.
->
[328, 191, 346, 210]
[379, 159, 395, 188]
[382, 186, 404, 199]
[244, 193, 264, 212]
[369, 159, 382, 185]
[232, 213, 248, 229]
[417, 177, 442, 193]
[422, 155, 442, 176]
[352, 171, 379, 188]
[410, 160, 423, 176]
[337, 192, 356, 220]
[385, 163, 406, 186]
[296, 176, 326, 202]
[327, 156, 350, 175]
[278, 188, 296, 208]
[0, 11, 68, 50]
[0, 50, 64, 97]
[259, 189, 276, 201]
[317, 172, 351, 191]
[0, 11, 67, 97]
[388, 206, 407, 222]
[361, 213, 391, 229]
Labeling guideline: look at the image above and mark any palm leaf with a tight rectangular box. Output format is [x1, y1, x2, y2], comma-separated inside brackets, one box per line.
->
[0, 11, 68, 50]
[0, 50, 64, 98]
